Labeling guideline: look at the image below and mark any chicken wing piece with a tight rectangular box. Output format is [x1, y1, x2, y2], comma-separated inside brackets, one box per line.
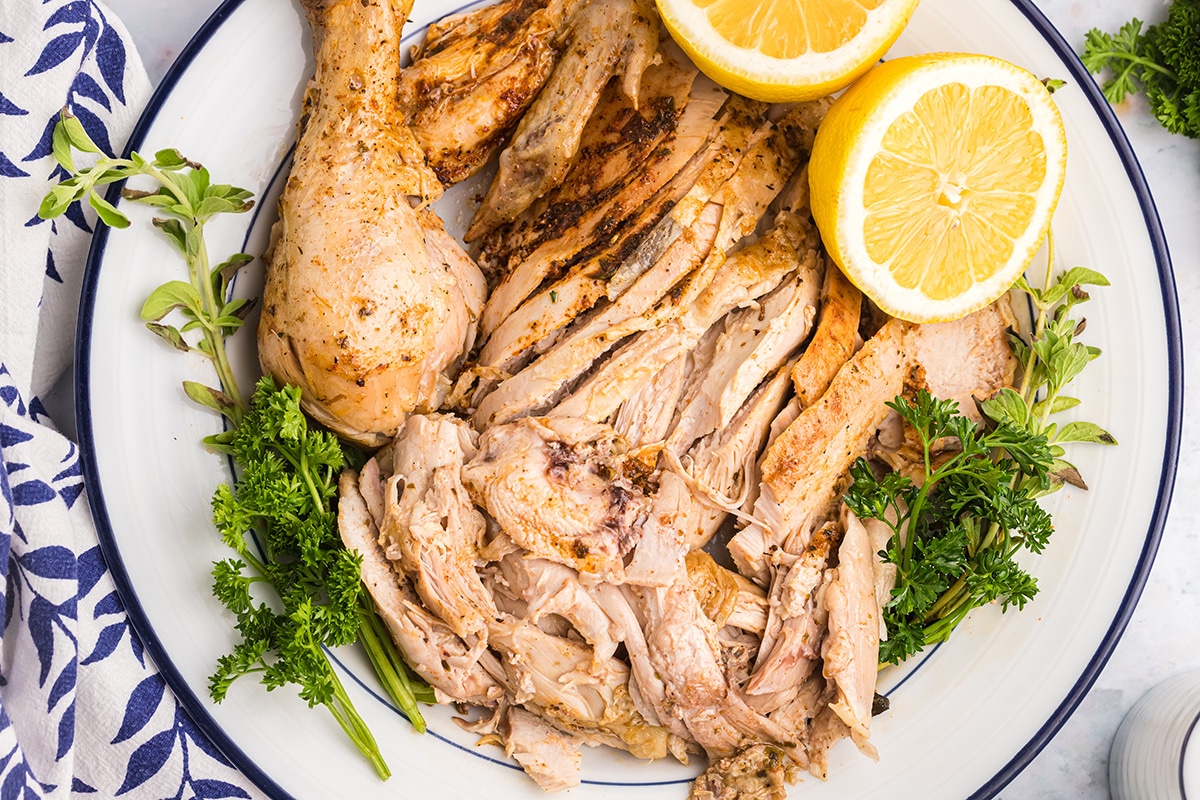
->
[259, 0, 485, 446]
[400, 0, 580, 186]
[467, 0, 660, 238]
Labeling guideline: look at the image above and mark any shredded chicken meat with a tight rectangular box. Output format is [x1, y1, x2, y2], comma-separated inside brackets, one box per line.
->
[303, 1, 1028, 794]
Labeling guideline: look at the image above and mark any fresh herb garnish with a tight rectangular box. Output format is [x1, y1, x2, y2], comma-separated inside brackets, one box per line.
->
[41, 113, 432, 778]
[846, 244, 1115, 665]
[209, 378, 434, 778]
[39, 110, 256, 422]
[1082, 1, 1200, 138]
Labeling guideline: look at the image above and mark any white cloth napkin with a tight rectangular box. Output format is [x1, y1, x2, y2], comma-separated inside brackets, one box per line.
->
[0, 2, 259, 797]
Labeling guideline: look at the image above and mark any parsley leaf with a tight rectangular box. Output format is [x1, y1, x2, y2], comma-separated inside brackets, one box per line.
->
[1082, 1, 1200, 138]
[853, 244, 1114, 666]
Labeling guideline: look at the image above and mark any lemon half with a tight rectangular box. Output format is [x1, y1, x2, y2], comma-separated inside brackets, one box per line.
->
[809, 53, 1068, 323]
[656, 0, 922, 103]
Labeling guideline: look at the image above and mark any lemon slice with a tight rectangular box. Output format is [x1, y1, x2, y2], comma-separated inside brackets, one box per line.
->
[655, 0, 921, 102]
[809, 53, 1068, 323]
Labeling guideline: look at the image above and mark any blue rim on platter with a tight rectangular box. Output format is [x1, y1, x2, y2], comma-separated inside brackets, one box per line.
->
[74, 1, 1183, 798]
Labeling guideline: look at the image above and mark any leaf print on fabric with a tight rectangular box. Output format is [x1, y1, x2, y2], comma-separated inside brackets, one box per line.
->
[60, 196, 93, 233]
[68, 104, 112, 157]
[17, 546, 75, 580]
[44, 1, 91, 31]
[95, 22, 126, 104]
[0, 152, 29, 179]
[70, 72, 110, 112]
[26, 595, 63, 685]
[0, 367, 27, 414]
[46, 656, 75, 712]
[0, 424, 34, 449]
[0, 92, 27, 116]
[57, 702, 75, 760]
[44, 250, 62, 284]
[75, 545, 105, 599]
[91, 589, 121, 618]
[191, 779, 252, 800]
[11, 479, 56, 507]
[112, 674, 166, 745]
[24, 30, 86, 78]
[115, 728, 175, 796]
[81, 621, 124, 664]
[21, 116, 59, 164]
[178, 713, 233, 769]
[0, 758, 56, 799]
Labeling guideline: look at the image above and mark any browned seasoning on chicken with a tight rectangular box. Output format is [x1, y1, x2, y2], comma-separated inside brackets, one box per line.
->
[278, 1, 1036, 792]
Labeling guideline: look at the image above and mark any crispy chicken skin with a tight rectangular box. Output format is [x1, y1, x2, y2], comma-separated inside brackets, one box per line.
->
[400, 0, 580, 186]
[258, 0, 485, 446]
[467, 0, 660, 238]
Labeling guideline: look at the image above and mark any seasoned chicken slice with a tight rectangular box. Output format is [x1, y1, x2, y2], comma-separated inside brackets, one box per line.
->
[489, 617, 672, 760]
[494, 553, 619, 668]
[633, 572, 796, 758]
[791, 263, 862, 408]
[462, 417, 650, 582]
[553, 198, 819, 424]
[470, 97, 771, 426]
[744, 524, 839, 712]
[613, 354, 688, 448]
[906, 299, 1019, 420]
[468, 0, 660, 238]
[258, 0, 484, 445]
[400, 0, 578, 186]
[473, 201, 723, 429]
[667, 268, 821, 456]
[499, 705, 584, 792]
[338, 471, 504, 706]
[728, 319, 908, 584]
[479, 46, 710, 277]
[379, 414, 496, 643]
[820, 507, 882, 759]
[477, 71, 724, 366]
[672, 362, 795, 550]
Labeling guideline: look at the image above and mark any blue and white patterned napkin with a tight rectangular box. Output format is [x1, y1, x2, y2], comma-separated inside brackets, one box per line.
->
[1, 2, 260, 797]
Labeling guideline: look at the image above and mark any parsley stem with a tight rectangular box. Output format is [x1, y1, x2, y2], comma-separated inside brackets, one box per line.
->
[358, 600, 429, 732]
[1090, 48, 1178, 82]
[324, 656, 391, 780]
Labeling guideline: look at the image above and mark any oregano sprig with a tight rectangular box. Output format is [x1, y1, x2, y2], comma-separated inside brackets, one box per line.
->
[846, 238, 1116, 665]
[39, 110, 255, 422]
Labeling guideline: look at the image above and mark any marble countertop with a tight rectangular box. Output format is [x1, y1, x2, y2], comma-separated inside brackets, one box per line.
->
[99, 0, 1200, 797]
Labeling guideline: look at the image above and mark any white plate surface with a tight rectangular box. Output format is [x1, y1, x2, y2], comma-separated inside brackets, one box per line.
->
[76, 0, 1181, 798]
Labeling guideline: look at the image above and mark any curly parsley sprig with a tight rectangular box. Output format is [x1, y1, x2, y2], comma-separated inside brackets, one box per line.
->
[1082, 1, 1200, 138]
[846, 243, 1115, 665]
[209, 378, 434, 778]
